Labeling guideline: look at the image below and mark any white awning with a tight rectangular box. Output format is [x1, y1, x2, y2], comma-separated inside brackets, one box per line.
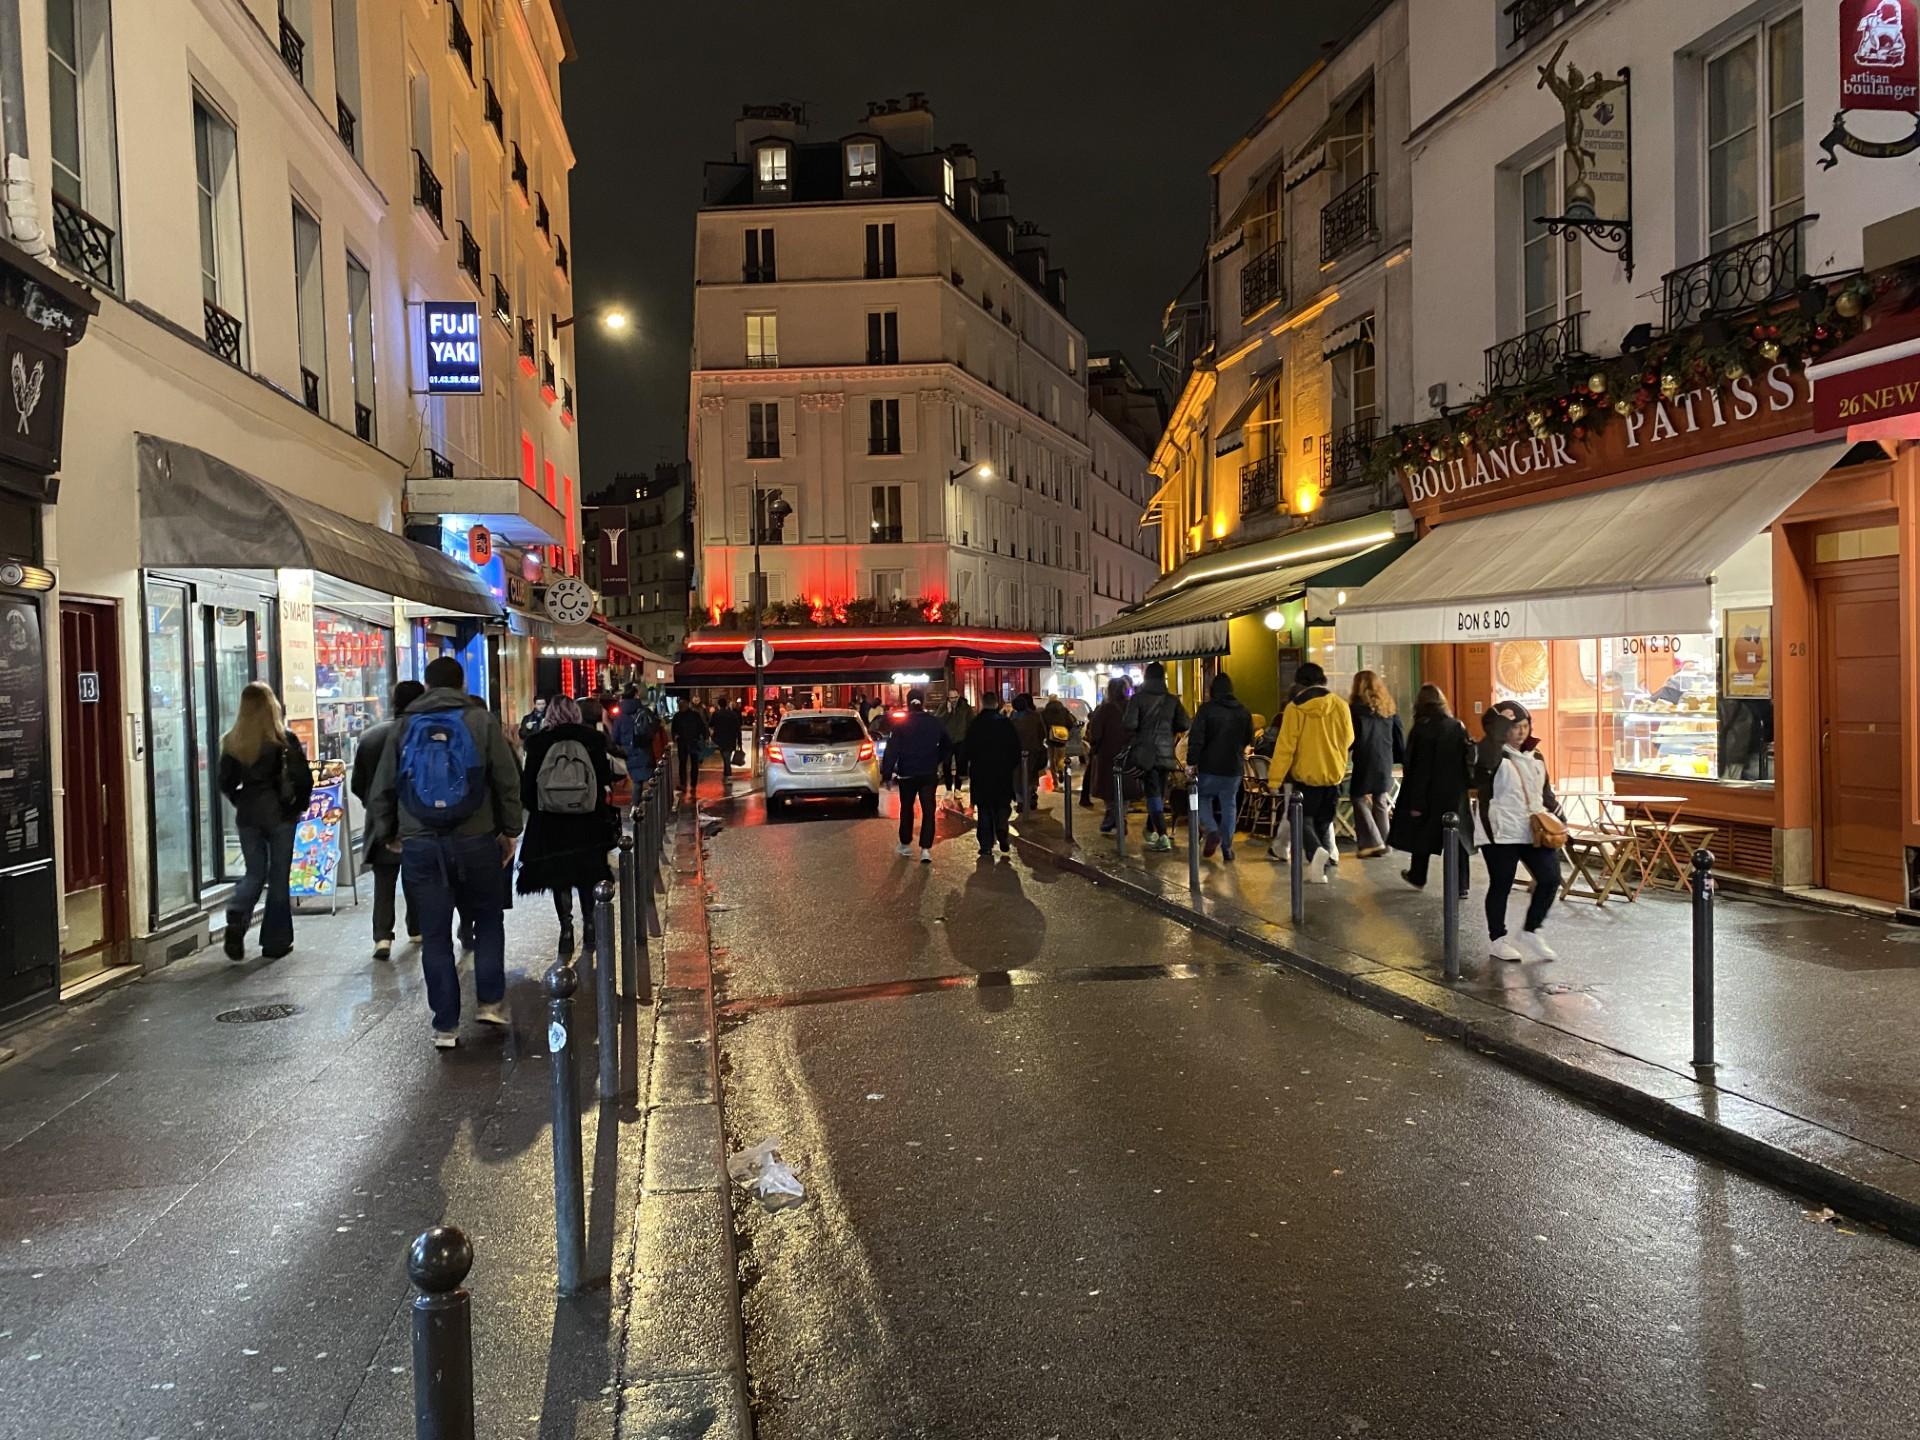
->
[1213, 364, 1283, 457]
[1334, 443, 1847, 645]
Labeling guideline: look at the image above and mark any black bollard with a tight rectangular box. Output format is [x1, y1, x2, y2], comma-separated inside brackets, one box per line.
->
[1288, 790, 1306, 925]
[544, 963, 585, 1295]
[1061, 754, 1075, 846]
[1112, 770, 1127, 858]
[1187, 782, 1202, 895]
[1691, 850, 1716, 1070]
[1441, 812, 1462, 982]
[617, 832, 639, 999]
[642, 780, 664, 939]
[409, 1225, 475, 1440]
[593, 880, 618, 1100]
[1019, 754, 1031, 815]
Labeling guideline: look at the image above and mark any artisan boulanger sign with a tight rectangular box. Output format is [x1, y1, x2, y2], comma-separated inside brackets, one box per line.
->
[1402, 362, 1816, 521]
[1822, 1, 1920, 167]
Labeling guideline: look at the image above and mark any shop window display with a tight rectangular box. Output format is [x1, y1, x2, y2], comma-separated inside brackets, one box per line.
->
[313, 610, 392, 769]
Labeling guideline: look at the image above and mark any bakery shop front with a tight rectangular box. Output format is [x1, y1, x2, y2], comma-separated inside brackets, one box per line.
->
[1338, 346, 1920, 907]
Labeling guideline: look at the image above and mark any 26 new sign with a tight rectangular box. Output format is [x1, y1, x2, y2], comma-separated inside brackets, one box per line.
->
[423, 301, 482, 395]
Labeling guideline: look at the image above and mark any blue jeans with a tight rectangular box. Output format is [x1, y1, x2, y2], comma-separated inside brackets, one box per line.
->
[1197, 773, 1239, 847]
[402, 833, 509, 1032]
[230, 821, 296, 953]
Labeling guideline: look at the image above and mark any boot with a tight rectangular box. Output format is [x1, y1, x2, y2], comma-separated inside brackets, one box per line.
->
[558, 920, 576, 957]
[222, 924, 245, 961]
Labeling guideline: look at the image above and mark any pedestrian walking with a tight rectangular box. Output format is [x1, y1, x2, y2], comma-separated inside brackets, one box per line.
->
[710, 699, 745, 788]
[963, 693, 1022, 859]
[670, 698, 709, 793]
[1121, 661, 1190, 853]
[1348, 670, 1405, 858]
[880, 690, 953, 862]
[368, 655, 524, 1049]
[516, 695, 616, 959]
[1186, 671, 1254, 861]
[611, 684, 663, 788]
[1389, 684, 1474, 898]
[1263, 662, 1353, 882]
[1010, 694, 1046, 810]
[517, 696, 548, 745]
[216, 682, 314, 961]
[1085, 676, 1131, 834]
[1041, 693, 1076, 792]
[854, 692, 872, 727]
[941, 692, 974, 791]
[1474, 702, 1564, 961]
[351, 679, 425, 960]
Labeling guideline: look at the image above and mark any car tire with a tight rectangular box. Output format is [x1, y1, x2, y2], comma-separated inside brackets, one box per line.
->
[766, 795, 786, 817]
[859, 791, 881, 814]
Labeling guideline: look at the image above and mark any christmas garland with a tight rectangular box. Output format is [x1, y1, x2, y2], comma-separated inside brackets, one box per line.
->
[1366, 274, 1880, 487]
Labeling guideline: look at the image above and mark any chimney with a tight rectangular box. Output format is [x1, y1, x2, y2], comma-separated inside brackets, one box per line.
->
[1014, 222, 1049, 289]
[864, 93, 936, 156]
[978, 171, 1014, 253]
[734, 101, 808, 161]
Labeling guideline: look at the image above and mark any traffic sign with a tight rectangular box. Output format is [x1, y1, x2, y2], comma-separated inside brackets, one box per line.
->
[742, 637, 776, 668]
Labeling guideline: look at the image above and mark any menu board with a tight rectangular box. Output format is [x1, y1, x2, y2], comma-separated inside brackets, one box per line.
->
[290, 768, 348, 898]
[0, 596, 50, 866]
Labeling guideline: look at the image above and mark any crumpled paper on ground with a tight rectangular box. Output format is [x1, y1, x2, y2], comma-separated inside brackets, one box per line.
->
[728, 1135, 805, 1207]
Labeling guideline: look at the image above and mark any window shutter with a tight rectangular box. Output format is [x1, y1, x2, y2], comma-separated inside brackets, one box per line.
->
[725, 400, 747, 460]
[779, 400, 798, 456]
[899, 393, 918, 453]
[728, 485, 750, 541]
[901, 481, 920, 542]
[902, 566, 920, 599]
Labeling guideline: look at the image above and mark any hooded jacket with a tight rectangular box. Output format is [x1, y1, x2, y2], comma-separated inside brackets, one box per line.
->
[1121, 673, 1190, 770]
[881, 706, 953, 781]
[1185, 674, 1254, 777]
[366, 686, 525, 842]
[1268, 686, 1355, 789]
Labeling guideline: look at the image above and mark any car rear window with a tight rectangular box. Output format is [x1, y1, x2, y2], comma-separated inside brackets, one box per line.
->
[776, 717, 865, 745]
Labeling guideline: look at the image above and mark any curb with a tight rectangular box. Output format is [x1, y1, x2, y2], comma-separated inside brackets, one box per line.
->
[618, 799, 753, 1440]
[1007, 820, 1920, 1247]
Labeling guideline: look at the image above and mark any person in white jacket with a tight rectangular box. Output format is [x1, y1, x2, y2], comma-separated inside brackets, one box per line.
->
[1471, 705, 1561, 962]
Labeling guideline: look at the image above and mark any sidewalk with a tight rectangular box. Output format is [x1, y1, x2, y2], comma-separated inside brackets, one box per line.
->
[1001, 791, 1920, 1240]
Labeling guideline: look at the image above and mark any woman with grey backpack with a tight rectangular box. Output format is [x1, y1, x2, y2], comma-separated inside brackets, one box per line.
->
[517, 694, 617, 958]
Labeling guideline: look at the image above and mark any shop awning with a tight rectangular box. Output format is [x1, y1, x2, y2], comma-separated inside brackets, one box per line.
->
[137, 435, 499, 618]
[1213, 364, 1283, 457]
[1334, 443, 1848, 645]
[404, 476, 567, 548]
[674, 649, 952, 687]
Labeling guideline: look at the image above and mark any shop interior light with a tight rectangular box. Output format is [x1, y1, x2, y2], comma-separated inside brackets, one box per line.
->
[1263, 609, 1284, 631]
[1336, 591, 1348, 605]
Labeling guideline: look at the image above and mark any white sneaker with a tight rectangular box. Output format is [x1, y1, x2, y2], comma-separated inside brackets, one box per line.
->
[431, 1028, 458, 1050]
[896, 842, 914, 857]
[1325, 842, 1341, 868]
[474, 1002, 509, 1027]
[1307, 853, 1332, 885]
[1520, 930, 1559, 961]
[1489, 937, 1526, 962]
[920, 848, 933, 864]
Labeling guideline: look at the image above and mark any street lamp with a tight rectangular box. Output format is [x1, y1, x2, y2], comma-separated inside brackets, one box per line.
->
[949, 461, 995, 482]
[750, 484, 793, 771]
[553, 305, 632, 333]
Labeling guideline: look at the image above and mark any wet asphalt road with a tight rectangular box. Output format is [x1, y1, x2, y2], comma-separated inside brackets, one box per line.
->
[707, 791, 1920, 1440]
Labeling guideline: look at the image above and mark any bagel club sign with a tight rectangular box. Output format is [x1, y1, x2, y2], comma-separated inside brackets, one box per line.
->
[1402, 362, 1816, 522]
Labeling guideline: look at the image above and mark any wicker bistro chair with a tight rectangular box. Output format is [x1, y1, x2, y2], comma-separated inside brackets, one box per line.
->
[1240, 753, 1281, 840]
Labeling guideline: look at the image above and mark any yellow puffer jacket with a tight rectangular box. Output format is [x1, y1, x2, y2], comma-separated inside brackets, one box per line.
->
[1270, 688, 1355, 789]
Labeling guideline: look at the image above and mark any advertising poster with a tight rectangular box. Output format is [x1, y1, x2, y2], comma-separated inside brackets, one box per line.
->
[1723, 608, 1774, 700]
[290, 771, 348, 898]
[0, 596, 50, 866]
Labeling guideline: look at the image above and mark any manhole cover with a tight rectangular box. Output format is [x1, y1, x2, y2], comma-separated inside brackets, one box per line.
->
[216, 1003, 301, 1024]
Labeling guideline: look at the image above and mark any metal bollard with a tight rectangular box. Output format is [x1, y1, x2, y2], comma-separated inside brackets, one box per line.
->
[1113, 771, 1127, 858]
[1441, 812, 1462, 982]
[408, 1225, 475, 1440]
[1061, 755, 1075, 846]
[617, 832, 639, 999]
[1691, 850, 1716, 1070]
[1288, 790, 1306, 925]
[593, 880, 618, 1100]
[1019, 754, 1031, 814]
[544, 963, 585, 1295]
[1187, 783, 1202, 894]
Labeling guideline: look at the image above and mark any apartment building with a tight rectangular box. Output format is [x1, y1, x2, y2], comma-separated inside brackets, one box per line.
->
[588, 460, 696, 662]
[1085, 353, 1162, 630]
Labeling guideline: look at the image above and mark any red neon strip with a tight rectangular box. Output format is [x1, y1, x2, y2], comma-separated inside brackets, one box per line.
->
[685, 631, 1044, 653]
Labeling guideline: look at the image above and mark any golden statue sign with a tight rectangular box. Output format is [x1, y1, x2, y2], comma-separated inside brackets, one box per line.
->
[1533, 42, 1635, 278]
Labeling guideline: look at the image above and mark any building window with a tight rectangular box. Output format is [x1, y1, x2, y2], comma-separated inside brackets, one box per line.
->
[864, 222, 897, 279]
[872, 568, 905, 602]
[346, 253, 375, 440]
[193, 94, 245, 362]
[846, 140, 878, 181]
[756, 143, 789, 193]
[408, 64, 433, 168]
[291, 201, 327, 415]
[333, 0, 363, 158]
[1330, 82, 1375, 192]
[46, 0, 121, 290]
[942, 157, 956, 209]
[753, 489, 788, 546]
[866, 310, 899, 365]
[748, 401, 780, 459]
[1706, 11, 1804, 255]
[869, 485, 904, 542]
[953, 404, 971, 462]
[1521, 154, 1583, 333]
[869, 398, 901, 455]
[744, 226, 775, 283]
[745, 312, 778, 368]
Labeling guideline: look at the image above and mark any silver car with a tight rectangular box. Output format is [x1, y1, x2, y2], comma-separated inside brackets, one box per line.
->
[764, 710, 882, 814]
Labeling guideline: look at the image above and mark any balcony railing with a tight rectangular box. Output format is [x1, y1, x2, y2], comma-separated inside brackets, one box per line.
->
[458, 222, 482, 285]
[518, 317, 536, 364]
[541, 353, 556, 394]
[51, 193, 114, 288]
[511, 144, 529, 196]
[869, 524, 904, 543]
[555, 237, 569, 277]
[277, 12, 305, 83]
[747, 436, 780, 460]
[1323, 417, 1379, 489]
[448, 2, 474, 76]
[1321, 172, 1378, 265]
[413, 150, 444, 229]
[1505, 0, 1578, 48]
[428, 448, 454, 479]
[1662, 216, 1816, 333]
[203, 298, 243, 366]
[484, 81, 504, 140]
[354, 401, 373, 442]
[1240, 242, 1285, 319]
[1239, 453, 1280, 518]
[492, 275, 511, 326]
[745, 351, 779, 370]
[300, 367, 320, 413]
[561, 382, 575, 420]
[336, 97, 356, 155]
[868, 434, 902, 456]
[535, 194, 551, 239]
[1484, 311, 1586, 393]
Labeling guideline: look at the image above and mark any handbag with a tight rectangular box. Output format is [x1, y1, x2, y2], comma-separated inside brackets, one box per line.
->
[729, 747, 747, 768]
[1529, 811, 1570, 850]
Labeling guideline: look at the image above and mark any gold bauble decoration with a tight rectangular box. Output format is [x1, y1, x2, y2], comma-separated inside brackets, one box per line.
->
[1613, 398, 1633, 416]
[1725, 362, 1746, 381]
[1759, 340, 1781, 362]
[1587, 373, 1609, 395]
[1836, 290, 1864, 319]
[1567, 402, 1586, 421]
[1660, 373, 1681, 398]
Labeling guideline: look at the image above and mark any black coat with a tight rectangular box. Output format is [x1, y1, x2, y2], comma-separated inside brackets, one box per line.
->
[1187, 695, 1253, 777]
[516, 724, 615, 895]
[964, 710, 1024, 808]
[1349, 704, 1405, 798]
[1387, 715, 1471, 856]
[1084, 698, 1129, 796]
[710, 708, 744, 750]
[219, 737, 313, 832]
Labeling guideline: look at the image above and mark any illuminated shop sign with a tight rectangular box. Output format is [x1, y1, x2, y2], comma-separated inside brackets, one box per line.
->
[891, 671, 932, 685]
[424, 301, 482, 394]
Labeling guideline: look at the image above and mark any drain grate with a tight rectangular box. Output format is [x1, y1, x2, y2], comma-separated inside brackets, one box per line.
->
[216, 1003, 301, 1024]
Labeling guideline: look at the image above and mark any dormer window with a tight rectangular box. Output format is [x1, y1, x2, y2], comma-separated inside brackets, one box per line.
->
[942, 158, 956, 209]
[846, 140, 879, 184]
[756, 143, 789, 192]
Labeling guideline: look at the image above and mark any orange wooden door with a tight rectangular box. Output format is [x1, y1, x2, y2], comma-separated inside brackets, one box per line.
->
[1817, 562, 1904, 903]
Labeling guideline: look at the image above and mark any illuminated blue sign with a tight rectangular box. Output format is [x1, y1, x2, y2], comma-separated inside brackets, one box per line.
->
[423, 301, 482, 395]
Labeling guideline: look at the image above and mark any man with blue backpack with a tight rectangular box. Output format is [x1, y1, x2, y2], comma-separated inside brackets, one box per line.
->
[611, 683, 662, 788]
[368, 656, 525, 1049]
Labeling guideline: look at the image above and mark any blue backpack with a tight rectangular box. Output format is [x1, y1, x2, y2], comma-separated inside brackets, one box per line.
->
[398, 707, 487, 829]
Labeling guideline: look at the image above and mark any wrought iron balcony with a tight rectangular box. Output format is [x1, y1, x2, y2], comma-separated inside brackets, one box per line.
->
[1505, 0, 1578, 48]
[869, 524, 904, 543]
[1323, 417, 1379, 489]
[535, 194, 551, 239]
[300, 367, 320, 413]
[1321, 172, 1378, 265]
[747, 435, 780, 460]
[541, 352, 556, 394]
[561, 382, 575, 420]
[277, 11, 305, 83]
[51, 193, 114, 288]
[448, 2, 474, 77]
[203, 299, 243, 366]
[1484, 311, 1586, 393]
[511, 144, 529, 196]
[745, 350, 779, 370]
[428, 448, 454, 479]
[1662, 216, 1816, 333]
[458, 222, 482, 286]
[492, 275, 511, 326]
[518, 316, 536, 363]
[868, 434, 902, 456]
[484, 82, 504, 140]
[336, 97, 356, 155]
[555, 237, 569, 277]
[354, 401, 373, 442]
[413, 150, 444, 229]
[1240, 242, 1285, 319]
[1240, 453, 1280, 518]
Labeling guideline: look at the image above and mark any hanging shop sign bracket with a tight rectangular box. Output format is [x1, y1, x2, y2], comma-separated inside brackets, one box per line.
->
[1534, 51, 1634, 281]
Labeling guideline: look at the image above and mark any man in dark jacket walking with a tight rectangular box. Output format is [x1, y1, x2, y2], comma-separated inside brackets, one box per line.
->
[351, 679, 425, 960]
[1009, 694, 1047, 810]
[880, 691, 953, 861]
[1186, 672, 1254, 860]
[963, 694, 1023, 858]
[670, 701, 709, 793]
[710, 700, 745, 788]
[1085, 677, 1131, 832]
[1121, 662, 1190, 852]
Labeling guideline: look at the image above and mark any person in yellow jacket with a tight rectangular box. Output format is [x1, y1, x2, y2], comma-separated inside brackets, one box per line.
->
[1265, 662, 1354, 884]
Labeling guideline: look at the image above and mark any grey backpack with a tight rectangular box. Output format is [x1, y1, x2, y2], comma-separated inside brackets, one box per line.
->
[536, 738, 598, 815]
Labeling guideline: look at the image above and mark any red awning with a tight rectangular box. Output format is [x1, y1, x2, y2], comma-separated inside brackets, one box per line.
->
[1810, 283, 1920, 438]
[673, 649, 956, 686]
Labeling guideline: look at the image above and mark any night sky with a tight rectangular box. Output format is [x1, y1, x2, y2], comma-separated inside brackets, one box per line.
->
[564, 3, 1338, 488]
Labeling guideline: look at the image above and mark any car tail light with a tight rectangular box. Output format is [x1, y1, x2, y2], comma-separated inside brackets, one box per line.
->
[767, 742, 785, 767]
[857, 740, 875, 762]
[890, 709, 907, 723]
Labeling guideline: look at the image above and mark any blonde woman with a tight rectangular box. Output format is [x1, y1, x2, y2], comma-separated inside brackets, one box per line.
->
[1347, 670, 1404, 858]
[217, 682, 313, 961]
